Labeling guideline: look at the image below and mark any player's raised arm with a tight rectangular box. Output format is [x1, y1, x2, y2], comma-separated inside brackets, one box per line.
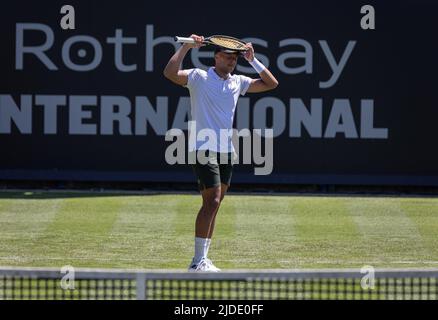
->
[244, 43, 279, 93]
[163, 34, 204, 86]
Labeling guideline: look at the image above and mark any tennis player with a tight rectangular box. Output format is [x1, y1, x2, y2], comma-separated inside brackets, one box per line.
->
[163, 34, 278, 272]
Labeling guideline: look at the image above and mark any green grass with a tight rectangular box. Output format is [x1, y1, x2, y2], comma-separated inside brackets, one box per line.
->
[0, 191, 437, 269]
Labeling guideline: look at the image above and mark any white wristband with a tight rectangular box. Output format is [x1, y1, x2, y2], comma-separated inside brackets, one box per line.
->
[249, 57, 266, 74]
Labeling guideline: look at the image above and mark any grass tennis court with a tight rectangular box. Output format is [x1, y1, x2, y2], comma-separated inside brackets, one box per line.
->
[0, 191, 437, 269]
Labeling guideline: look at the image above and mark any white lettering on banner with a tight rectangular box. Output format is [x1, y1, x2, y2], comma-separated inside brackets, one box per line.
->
[319, 40, 356, 89]
[324, 99, 359, 138]
[68, 95, 97, 135]
[0, 95, 32, 134]
[235, 37, 269, 74]
[101, 96, 132, 135]
[145, 25, 180, 72]
[62, 35, 103, 71]
[135, 96, 168, 135]
[190, 46, 212, 71]
[361, 100, 388, 139]
[35, 95, 66, 134]
[171, 97, 190, 131]
[277, 39, 313, 75]
[290, 99, 323, 138]
[107, 29, 138, 72]
[0, 95, 388, 139]
[14, 23, 355, 88]
[253, 97, 286, 137]
[16, 23, 58, 70]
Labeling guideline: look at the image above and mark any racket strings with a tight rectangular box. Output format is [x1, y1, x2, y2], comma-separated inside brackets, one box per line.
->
[209, 37, 246, 50]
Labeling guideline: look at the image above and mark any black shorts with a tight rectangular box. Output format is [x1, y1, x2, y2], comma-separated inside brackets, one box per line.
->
[191, 150, 235, 191]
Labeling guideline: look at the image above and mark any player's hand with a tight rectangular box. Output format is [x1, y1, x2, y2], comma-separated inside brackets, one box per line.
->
[243, 43, 255, 62]
[183, 34, 205, 49]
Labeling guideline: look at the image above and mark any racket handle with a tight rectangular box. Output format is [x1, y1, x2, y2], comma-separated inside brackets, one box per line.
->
[174, 36, 196, 44]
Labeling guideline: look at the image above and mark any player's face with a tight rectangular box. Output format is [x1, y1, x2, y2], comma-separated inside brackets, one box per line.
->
[215, 52, 239, 74]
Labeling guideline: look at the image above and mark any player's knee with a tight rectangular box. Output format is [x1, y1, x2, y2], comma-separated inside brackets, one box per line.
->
[204, 197, 221, 213]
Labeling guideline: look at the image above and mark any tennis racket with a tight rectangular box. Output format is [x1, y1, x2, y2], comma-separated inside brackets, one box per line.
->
[174, 35, 247, 52]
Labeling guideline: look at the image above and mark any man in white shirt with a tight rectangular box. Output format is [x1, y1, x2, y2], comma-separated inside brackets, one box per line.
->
[164, 34, 279, 272]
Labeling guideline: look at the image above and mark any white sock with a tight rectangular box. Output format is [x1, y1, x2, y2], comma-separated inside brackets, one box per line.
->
[205, 238, 212, 258]
[194, 237, 209, 264]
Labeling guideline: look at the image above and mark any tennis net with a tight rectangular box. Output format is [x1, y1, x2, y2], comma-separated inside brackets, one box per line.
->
[1, 267, 437, 300]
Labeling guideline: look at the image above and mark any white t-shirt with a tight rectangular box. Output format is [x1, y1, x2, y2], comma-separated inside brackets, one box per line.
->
[184, 67, 252, 153]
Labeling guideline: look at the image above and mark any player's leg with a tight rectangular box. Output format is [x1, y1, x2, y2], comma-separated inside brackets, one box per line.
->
[190, 186, 221, 271]
[207, 183, 229, 239]
[207, 152, 234, 239]
[192, 183, 226, 272]
[201, 153, 234, 271]
[196, 185, 221, 238]
[189, 151, 222, 271]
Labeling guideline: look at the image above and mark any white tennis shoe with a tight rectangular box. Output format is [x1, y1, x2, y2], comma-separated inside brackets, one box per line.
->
[188, 258, 221, 272]
[204, 258, 221, 272]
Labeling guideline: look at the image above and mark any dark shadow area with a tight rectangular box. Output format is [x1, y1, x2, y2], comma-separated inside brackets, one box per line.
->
[0, 190, 160, 200]
[0, 181, 199, 199]
[0, 180, 437, 199]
